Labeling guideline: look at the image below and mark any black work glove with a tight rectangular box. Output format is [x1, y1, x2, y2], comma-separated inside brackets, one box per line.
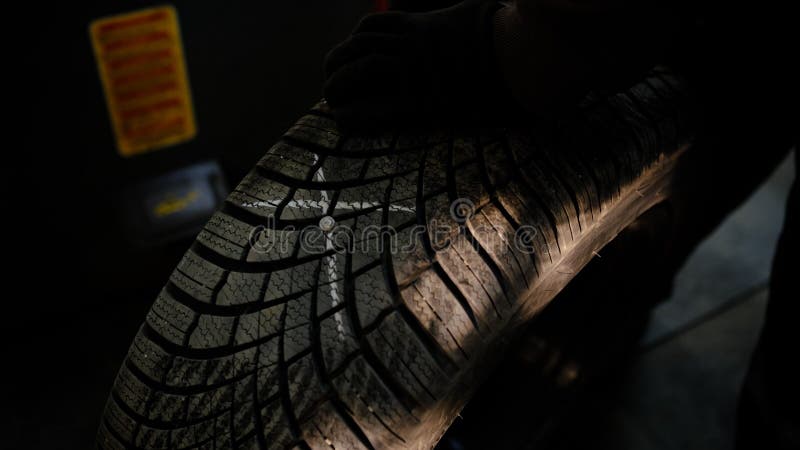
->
[323, 0, 519, 131]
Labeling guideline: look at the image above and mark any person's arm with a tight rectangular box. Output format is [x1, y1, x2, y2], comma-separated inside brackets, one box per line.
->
[323, 0, 678, 129]
[323, 0, 512, 130]
[494, 0, 676, 113]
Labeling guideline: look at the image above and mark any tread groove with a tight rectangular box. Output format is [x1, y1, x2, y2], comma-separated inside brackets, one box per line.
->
[307, 259, 377, 450]
[502, 140, 563, 254]
[342, 179, 423, 415]
[432, 263, 483, 333]
[461, 226, 515, 308]
[277, 302, 306, 443]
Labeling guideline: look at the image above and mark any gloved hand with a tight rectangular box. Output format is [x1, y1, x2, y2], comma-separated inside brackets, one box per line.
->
[323, 0, 520, 131]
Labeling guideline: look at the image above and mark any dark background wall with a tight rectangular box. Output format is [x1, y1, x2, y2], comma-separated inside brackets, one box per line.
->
[22, 0, 371, 307]
[11, 3, 371, 447]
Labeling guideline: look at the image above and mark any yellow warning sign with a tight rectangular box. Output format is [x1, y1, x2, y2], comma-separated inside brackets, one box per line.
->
[90, 6, 196, 157]
[153, 189, 200, 218]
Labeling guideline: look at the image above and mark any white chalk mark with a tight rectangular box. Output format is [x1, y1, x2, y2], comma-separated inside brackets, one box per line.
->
[241, 156, 418, 341]
[313, 157, 348, 341]
[242, 200, 415, 214]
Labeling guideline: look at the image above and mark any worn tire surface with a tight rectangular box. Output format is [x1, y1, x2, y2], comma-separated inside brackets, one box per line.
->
[97, 68, 693, 449]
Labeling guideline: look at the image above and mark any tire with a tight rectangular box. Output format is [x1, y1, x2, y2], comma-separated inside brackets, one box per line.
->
[97, 67, 693, 450]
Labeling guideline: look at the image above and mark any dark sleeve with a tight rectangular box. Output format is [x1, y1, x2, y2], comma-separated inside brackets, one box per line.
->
[669, 0, 796, 121]
[509, 0, 796, 130]
[509, 0, 684, 92]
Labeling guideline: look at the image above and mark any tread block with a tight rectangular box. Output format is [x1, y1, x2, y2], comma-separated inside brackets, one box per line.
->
[437, 242, 502, 326]
[175, 251, 226, 293]
[218, 271, 267, 307]
[285, 123, 340, 150]
[353, 266, 395, 328]
[365, 322, 442, 404]
[146, 290, 195, 345]
[320, 313, 360, 371]
[287, 354, 328, 421]
[129, 334, 173, 382]
[332, 356, 410, 447]
[197, 229, 246, 260]
[236, 171, 294, 203]
[188, 315, 236, 349]
[304, 402, 370, 450]
[400, 271, 478, 364]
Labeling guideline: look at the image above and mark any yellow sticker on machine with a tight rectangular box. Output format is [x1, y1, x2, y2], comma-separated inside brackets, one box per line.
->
[90, 6, 196, 157]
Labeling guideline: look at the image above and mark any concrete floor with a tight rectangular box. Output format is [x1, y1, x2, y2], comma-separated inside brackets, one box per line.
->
[594, 153, 794, 449]
[555, 288, 768, 450]
[643, 153, 796, 347]
[546, 152, 796, 449]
